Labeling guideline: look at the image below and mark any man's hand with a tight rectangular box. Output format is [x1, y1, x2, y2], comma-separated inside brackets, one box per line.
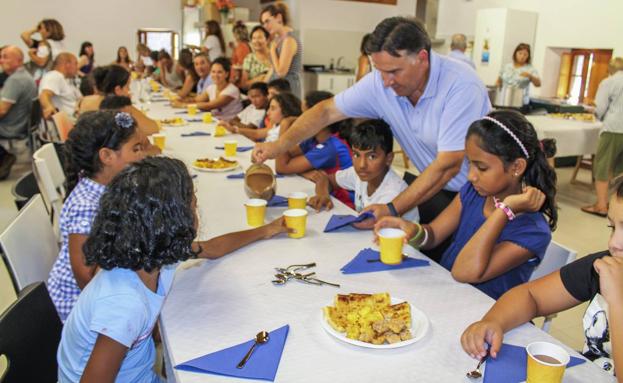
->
[252, 141, 282, 163]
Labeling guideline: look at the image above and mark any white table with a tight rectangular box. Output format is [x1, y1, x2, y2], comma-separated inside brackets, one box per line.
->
[144, 102, 614, 383]
[526, 115, 602, 158]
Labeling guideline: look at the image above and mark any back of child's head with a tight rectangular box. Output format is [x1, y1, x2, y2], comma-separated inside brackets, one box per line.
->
[84, 157, 197, 272]
[100, 95, 132, 110]
[271, 92, 302, 118]
[249, 81, 269, 96]
[64, 110, 138, 195]
[95, 65, 130, 95]
[349, 119, 393, 154]
[467, 109, 558, 229]
[304, 90, 333, 109]
[267, 78, 291, 93]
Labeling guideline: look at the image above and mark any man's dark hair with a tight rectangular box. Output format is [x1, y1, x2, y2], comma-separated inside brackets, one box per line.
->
[365, 17, 431, 57]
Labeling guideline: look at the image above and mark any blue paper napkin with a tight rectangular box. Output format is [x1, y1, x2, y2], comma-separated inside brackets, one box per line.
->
[483, 343, 586, 383]
[175, 325, 289, 382]
[181, 131, 211, 137]
[340, 248, 430, 274]
[324, 212, 375, 232]
[215, 145, 254, 152]
[267, 195, 288, 207]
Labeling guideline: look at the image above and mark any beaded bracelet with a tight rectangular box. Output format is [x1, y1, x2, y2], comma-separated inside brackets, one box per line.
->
[493, 197, 516, 221]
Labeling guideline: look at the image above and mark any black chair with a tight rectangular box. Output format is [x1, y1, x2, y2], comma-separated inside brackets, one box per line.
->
[0, 282, 62, 383]
[11, 171, 40, 210]
[403, 171, 457, 263]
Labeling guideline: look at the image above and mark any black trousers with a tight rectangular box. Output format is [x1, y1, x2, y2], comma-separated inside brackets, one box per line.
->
[403, 171, 458, 263]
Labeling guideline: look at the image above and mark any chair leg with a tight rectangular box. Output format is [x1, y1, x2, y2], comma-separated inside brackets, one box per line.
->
[570, 156, 582, 185]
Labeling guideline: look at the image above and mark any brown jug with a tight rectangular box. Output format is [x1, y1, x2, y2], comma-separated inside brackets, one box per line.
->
[244, 164, 277, 201]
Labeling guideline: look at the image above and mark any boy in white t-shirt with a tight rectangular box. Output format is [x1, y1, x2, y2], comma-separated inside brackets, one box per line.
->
[309, 119, 419, 223]
[220, 82, 268, 133]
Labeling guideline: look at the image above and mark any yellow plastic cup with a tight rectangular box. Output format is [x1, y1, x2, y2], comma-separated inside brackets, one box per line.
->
[202, 112, 213, 123]
[284, 209, 308, 239]
[526, 342, 570, 383]
[378, 228, 406, 265]
[214, 124, 227, 137]
[131, 71, 139, 80]
[151, 84, 160, 92]
[187, 104, 198, 116]
[152, 134, 166, 150]
[224, 140, 238, 157]
[288, 192, 307, 209]
[245, 199, 267, 227]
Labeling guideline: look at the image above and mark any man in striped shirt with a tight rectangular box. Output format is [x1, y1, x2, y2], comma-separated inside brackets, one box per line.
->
[583, 57, 623, 217]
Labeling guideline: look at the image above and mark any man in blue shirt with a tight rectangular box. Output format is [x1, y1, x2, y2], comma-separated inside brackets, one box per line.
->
[447, 33, 476, 69]
[254, 17, 489, 232]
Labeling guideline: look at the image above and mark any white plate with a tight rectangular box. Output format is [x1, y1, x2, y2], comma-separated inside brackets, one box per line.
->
[321, 297, 429, 349]
[191, 164, 240, 173]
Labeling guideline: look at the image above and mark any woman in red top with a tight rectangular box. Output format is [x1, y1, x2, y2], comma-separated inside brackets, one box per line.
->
[231, 21, 251, 89]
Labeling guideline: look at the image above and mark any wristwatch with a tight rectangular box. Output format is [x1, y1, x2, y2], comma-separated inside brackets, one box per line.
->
[386, 202, 399, 217]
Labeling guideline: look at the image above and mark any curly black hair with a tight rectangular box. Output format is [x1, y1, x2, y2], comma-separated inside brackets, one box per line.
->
[84, 157, 198, 272]
[271, 92, 301, 118]
[467, 109, 558, 230]
[64, 110, 138, 195]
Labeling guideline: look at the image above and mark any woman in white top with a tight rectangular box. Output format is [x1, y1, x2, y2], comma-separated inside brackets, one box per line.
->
[496, 43, 541, 105]
[21, 19, 66, 79]
[193, 57, 242, 121]
[202, 21, 225, 62]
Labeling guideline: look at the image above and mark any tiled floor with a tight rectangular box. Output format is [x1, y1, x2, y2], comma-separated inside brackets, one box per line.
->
[0, 154, 609, 352]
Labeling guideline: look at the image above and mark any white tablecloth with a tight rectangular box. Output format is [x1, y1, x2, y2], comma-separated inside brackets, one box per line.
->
[143, 102, 614, 383]
[526, 115, 602, 157]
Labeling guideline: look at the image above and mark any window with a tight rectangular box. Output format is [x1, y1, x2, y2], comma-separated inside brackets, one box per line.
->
[137, 29, 179, 60]
[557, 49, 612, 104]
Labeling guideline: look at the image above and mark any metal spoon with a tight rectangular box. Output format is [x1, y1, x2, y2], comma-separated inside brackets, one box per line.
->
[237, 331, 269, 369]
[466, 352, 489, 379]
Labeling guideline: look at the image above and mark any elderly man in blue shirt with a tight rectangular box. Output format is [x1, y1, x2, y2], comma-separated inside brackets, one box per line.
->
[253, 17, 490, 256]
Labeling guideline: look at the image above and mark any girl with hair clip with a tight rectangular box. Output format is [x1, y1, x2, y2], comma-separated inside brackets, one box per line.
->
[47, 111, 146, 321]
[462, 176, 623, 378]
[57, 157, 291, 382]
[260, 2, 303, 98]
[375, 109, 558, 300]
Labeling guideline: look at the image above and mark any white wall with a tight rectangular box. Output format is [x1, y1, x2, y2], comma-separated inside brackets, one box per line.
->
[437, 0, 623, 96]
[295, 0, 417, 68]
[1, 0, 182, 64]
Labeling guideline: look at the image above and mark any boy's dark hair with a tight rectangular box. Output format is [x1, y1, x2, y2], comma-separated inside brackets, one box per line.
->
[249, 81, 269, 95]
[271, 92, 301, 118]
[366, 17, 431, 57]
[349, 119, 393, 154]
[64, 111, 137, 195]
[304, 90, 333, 109]
[267, 78, 291, 93]
[211, 57, 232, 80]
[100, 95, 132, 110]
[84, 157, 198, 272]
[467, 109, 558, 230]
